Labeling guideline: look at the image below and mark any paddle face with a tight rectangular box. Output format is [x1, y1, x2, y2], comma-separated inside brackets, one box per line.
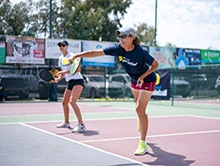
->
[70, 57, 81, 75]
[39, 69, 54, 82]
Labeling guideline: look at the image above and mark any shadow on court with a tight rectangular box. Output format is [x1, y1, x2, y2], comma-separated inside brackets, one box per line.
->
[56, 128, 100, 137]
[82, 130, 100, 136]
[145, 143, 195, 166]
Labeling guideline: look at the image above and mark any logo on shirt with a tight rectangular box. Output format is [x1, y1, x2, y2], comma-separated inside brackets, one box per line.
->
[118, 56, 138, 66]
[118, 56, 123, 62]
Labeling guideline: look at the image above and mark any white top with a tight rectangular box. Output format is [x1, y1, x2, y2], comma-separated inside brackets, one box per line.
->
[58, 52, 83, 82]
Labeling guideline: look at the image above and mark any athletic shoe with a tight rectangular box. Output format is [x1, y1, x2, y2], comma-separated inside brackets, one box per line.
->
[56, 122, 70, 128]
[134, 140, 148, 155]
[0, 97, 5, 103]
[137, 118, 140, 132]
[72, 124, 86, 133]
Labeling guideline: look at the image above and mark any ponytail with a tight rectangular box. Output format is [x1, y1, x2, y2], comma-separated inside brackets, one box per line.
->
[132, 37, 140, 46]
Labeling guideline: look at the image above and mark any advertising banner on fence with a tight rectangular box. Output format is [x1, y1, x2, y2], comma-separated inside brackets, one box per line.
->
[6, 36, 45, 64]
[201, 50, 220, 64]
[176, 48, 201, 69]
[0, 36, 5, 63]
[149, 46, 176, 69]
[82, 41, 115, 67]
[152, 69, 171, 100]
[45, 39, 81, 59]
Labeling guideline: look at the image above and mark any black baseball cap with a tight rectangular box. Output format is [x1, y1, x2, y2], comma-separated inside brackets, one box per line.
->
[57, 40, 69, 46]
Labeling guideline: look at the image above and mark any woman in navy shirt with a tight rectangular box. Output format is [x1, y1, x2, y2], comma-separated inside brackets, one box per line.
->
[69, 28, 159, 155]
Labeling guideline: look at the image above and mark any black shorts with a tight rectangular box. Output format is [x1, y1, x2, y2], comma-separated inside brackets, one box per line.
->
[67, 79, 84, 90]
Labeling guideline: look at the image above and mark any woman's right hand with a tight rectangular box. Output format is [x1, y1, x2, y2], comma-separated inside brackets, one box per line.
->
[69, 55, 78, 64]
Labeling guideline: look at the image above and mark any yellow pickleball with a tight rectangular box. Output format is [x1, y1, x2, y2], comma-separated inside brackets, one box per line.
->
[156, 73, 160, 85]
[137, 118, 140, 132]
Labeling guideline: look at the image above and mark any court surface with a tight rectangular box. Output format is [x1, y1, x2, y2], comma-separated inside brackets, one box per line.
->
[0, 100, 220, 166]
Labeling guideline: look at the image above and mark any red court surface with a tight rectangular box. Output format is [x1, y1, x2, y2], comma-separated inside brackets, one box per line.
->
[27, 116, 220, 166]
[1, 102, 220, 165]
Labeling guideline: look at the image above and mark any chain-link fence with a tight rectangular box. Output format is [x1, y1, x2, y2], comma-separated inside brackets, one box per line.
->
[0, 64, 219, 109]
[172, 64, 220, 98]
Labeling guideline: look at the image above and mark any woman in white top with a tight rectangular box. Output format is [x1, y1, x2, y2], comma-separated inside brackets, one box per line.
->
[55, 40, 86, 133]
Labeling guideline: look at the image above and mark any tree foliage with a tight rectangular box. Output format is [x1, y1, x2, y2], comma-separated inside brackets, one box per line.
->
[0, 0, 160, 46]
[135, 23, 155, 46]
[0, 0, 133, 41]
[53, 0, 133, 41]
[0, 0, 34, 36]
[165, 42, 176, 48]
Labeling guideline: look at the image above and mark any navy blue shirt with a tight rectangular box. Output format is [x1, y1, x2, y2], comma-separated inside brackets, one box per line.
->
[103, 44, 156, 84]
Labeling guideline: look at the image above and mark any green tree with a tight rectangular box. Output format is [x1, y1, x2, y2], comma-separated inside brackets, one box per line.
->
[135, 23, 155, 46]
[165, 42, 176, 48]
[0, 0, 35, 36]
[34, 0, 60, 38]
[0, 0, 132, 40]
[56, 0, 132, 41]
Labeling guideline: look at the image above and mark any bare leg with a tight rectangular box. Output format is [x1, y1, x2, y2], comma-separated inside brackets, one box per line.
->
[69, 85, 84, 124]
[132, 89, 153, 141]
[62, 88, 71, 123]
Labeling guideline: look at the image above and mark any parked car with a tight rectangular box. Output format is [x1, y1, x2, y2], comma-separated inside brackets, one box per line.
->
[0, 65, 29, 99]
[214, 76, 220, 95]
[21, 65, 67, 99]
[81, 74, 123, 98]
[109, 73, 191, 98]
[81, 75, 106, 98]
[171, 77, 191, 97]
[109, 74, 133, 98]
[186, 74, 208, 90]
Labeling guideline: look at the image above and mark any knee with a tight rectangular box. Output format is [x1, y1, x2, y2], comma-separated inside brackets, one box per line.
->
[62, 101, 68, 107]
[69, 100, 76, 106]
[136, 105, 145, 116]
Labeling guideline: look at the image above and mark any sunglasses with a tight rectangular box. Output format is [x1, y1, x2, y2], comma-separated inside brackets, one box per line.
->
[58, 44, 66, 47]
[118, 35, 127, 39]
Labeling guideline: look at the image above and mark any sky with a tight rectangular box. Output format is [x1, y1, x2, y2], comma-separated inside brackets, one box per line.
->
[12, 0, 220, 50]
[121, 0, 220, 50]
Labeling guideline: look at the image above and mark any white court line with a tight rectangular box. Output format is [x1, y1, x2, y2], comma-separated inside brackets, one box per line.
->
[81, 129, 220, 143]
[0, 115, 189, 125]
[0, 114, 219, 125]
[19, 123, 148, 166]
[187, 115, 220, 120]
[0, 111, 134, 118]
[0, 117, 137, 125]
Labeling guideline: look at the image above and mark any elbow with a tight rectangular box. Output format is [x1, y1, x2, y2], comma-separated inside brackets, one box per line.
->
[156, 61, 159, 69]
[153, 60, 159, 69]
